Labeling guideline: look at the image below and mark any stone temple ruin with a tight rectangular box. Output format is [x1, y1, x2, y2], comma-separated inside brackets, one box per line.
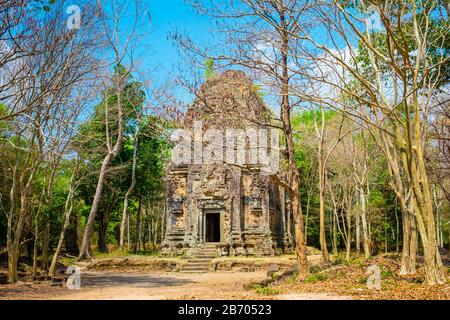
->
[161, 70, 294, 257]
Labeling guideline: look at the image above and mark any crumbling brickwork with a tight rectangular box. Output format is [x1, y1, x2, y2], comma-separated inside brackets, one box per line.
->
[161, 70, 293, 257]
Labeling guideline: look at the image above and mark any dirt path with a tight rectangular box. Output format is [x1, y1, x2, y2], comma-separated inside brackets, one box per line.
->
[0, 270, 353, 300]
[0, 255, 354, 300]
[0, 271, 266, 300]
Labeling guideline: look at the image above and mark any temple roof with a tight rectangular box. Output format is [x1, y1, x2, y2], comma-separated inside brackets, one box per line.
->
[184, 70, 271, 128]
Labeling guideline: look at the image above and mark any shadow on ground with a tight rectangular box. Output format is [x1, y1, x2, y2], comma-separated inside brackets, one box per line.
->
[80, 273, 195, 289]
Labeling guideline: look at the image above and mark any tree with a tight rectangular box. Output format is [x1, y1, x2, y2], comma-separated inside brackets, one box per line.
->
[291, 0, 449, 284]
[78, 0, 147, 260]
[78, 65, 145, 259]
[0, 0, 100, 282]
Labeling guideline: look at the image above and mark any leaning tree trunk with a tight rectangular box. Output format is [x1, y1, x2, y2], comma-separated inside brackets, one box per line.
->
[78, 152, 113, 260]
[78, 81, 124, 260]
[49, 174, 77, 277]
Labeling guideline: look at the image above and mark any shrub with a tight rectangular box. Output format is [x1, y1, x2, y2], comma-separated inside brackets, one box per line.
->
[305, 273, 327, 283]
[381, 268, 394, 278]
[253, 285, 281, 295]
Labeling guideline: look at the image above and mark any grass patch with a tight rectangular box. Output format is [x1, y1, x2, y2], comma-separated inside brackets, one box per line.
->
[285, 275, 297, 285]
[60, 256, 77, 266]
[358, 276, 368, 284]
[305, 273, 327, 283]
[332, 253, 347, 266]
[381, 268, 394, 278]
[92, 249, 162, 259]
[253, 284, 281, 295]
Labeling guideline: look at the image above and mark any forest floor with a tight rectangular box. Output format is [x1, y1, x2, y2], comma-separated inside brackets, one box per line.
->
[0, 253, 449, 300]
[267, 254, 450, 300]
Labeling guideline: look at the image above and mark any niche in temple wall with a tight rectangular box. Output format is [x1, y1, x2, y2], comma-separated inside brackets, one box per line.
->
[168, 175, 187, 227]
[242, 174, 263, 228]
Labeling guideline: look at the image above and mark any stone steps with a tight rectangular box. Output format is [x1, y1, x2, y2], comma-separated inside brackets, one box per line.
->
[181, 244, 218, 273]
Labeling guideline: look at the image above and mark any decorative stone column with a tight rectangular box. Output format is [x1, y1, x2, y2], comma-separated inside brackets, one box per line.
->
[230, 171, 245, 255]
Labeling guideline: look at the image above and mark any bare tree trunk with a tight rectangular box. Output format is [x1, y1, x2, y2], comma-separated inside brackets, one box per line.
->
[345, 204, 352, 262]
[332, 212, 337, 255]
[400, 207, 413, 274]
[7, 165, 38, 283]
[279, 10, 308, 277]
[42, 220, 49, 270]
[32, 213, 40, 278]
[119, 124, 139, 250]
[133, 195, 142, 253]
[153, 220, 159, 248]
[49, 171, 77, 277]
[448, 223, 450, 259]
[384, 212, 388, 254]
[355, 207, 361, 254]
[315, 106, 330, 263]
[127, 212, 130, 251]
[98, 207, 110, 253]
[359, 188, 370, 258]
[318, 155, 330, 262]
[304, 192, 311, 245]
[161, 201, 166, 244]
[409, 204, 418, 273]
[395, 199, 399, 253]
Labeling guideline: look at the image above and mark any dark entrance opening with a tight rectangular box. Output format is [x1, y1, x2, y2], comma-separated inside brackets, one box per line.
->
[205, 212, 220, 242]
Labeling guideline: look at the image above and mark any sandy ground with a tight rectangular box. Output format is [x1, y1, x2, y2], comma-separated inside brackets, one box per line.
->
[0, 270, 353, 300]
[0, 271, 266, 300]
[0, 270, 354, 300]
[0, 255, 353, 300]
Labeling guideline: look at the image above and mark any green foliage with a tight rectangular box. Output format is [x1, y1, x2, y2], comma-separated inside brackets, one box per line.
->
[0, 103, 8, 134]
[305, 273, 328, 283]
[358, 277, 368, 284]
[332, 253, 347, 266]
[204, 58, 217, 79]
[253, 284, 281, 295]
[354, 4, 450, 91]
[285, 273, 299, 285]
[251, 84, 265, 101]
[381, 268, 394, 278]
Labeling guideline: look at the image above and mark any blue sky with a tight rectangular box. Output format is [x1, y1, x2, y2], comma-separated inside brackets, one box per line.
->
[142, 0, 212, 84]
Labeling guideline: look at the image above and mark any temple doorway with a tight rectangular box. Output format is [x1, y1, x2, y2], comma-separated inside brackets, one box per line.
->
[205, 211, 221, 242]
